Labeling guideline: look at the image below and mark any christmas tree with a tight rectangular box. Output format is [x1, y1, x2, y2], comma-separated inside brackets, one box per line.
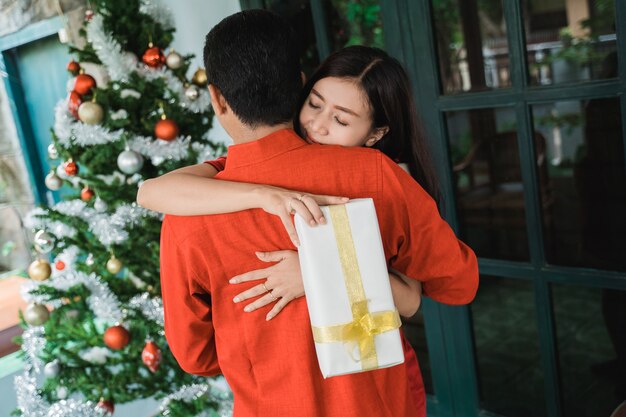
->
[14, 1, 231, 415]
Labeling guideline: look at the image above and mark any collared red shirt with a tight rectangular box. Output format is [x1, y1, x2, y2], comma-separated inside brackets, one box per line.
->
[160, 128, 478, 417]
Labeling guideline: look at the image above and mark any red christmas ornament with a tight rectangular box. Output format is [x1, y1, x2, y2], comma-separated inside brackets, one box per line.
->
[96, 398, 114, 415]
[73, 74, 96, 95]
[142, 46, 166, 68]
[154, 118, 179, 141]
[84, 10, 95, 22]
[67, 60, 80, 75]
[55, 260, 65, 271]
[141, 341, 162, 373]
[64, 160, 79, 176]
[80, 186, 94, 201]
[68, 91, 82, 118]
[104, 325, 130, 350]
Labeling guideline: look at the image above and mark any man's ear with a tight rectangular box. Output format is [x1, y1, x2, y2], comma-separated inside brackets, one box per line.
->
[208, 84, 229, 116]
[364, 126, 390, 147]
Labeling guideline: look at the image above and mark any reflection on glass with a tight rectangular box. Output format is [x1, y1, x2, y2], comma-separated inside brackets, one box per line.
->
[532, 99, 626, 271]
[523, 0, 617, 85]
[328, 0, 384, 51]
[403, 310, 434, 395]
[472, 276, 546, 417]
[431, 0, 511, 94]
[553, 284, 626, 416]
[447, 107, 530, 261]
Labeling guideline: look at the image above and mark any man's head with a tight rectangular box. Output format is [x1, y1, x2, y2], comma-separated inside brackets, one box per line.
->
[203, 10, 302, 129]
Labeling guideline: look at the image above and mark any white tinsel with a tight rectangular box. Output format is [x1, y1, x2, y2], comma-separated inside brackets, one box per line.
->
[128, 135, 191, 165]
[15, 374, 108, 417]
[129, 293, 164, 326]
[51, 246, 80, 278]
[192, 142, 219, 164]
[120, 89, 141, 99]
[79, 346, 110, 364]
[21, 327, 46, 372]
[54, 101, 123, 148]
[139, 0, 174, 30]
[158, 381, 233, 417]
[22, 271, 124, 323]
[110, 109, 128, 120]
[24, 207, 79, 240]
[139, 66, 211, 113]
[86, 14, 138, 82]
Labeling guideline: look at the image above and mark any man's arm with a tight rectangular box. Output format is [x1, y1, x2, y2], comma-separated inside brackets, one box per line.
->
[160, 217, 221, 376]
[378, 155, 479, 305]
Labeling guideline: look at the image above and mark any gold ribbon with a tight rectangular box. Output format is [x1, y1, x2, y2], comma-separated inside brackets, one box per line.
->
[311, 205, 401, 370]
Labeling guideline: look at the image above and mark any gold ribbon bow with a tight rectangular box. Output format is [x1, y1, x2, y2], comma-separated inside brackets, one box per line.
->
[311, 205, 401, 370]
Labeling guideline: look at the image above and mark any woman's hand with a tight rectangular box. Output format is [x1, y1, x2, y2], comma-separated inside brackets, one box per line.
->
[256, 186, 348, 246]
[230, 250, 303, 321]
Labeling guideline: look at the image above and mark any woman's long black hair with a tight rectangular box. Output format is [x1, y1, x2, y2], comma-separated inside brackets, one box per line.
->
[294, 45, 440, 205]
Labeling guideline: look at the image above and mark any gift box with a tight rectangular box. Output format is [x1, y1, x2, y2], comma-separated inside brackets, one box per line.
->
[295, 198, 404, 378]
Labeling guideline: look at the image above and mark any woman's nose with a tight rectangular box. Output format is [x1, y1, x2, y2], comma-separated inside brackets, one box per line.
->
[309, 116, 328, 135]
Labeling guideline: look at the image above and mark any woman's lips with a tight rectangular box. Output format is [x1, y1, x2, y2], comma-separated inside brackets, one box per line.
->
[305, 132, 321, 145]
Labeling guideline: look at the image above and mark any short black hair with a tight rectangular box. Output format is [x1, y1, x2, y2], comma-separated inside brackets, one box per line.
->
[203, 10, 302, 127]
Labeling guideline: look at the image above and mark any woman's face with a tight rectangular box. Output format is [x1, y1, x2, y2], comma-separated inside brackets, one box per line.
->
[299, 77, 382, 147]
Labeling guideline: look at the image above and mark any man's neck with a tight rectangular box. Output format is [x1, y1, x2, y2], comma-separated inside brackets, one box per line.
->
[230, 122, 293, 145]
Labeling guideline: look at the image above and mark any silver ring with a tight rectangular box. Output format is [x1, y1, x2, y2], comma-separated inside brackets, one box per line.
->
[297, 194, 306, 202]
[262, 282, 270, 293]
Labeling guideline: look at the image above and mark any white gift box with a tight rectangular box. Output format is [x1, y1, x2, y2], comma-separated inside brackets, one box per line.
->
[295, 198, 404, 378]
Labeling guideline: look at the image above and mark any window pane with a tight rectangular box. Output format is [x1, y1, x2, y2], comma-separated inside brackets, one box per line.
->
[431, 0, 511, 94]
[472, 276, 546, 417]
[447, 107, 530, 261]
[328, 0, 384, 51]
[531, 99, 626, 271]
[553, 284, 626, 416]
[524, 0, 618, 85]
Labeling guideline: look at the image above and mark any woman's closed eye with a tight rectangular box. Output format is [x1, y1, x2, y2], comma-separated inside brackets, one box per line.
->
[307, 99, 321, 109]
[334, 116, 348, 126]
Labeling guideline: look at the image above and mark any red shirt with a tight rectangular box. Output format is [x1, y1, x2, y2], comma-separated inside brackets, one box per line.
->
[160, 129, 478, 417]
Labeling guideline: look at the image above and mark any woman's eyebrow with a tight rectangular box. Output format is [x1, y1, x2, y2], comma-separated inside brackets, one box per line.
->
[311, 88, 360, 117]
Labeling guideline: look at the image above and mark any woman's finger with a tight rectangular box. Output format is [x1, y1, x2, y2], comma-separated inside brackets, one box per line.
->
[256, 250, 292, 263]
[299, 194, 327, 225]
[233, 283, 268, 303]
[290, 198, 317, 227]
[229, 267, 271, 284]
[243, 291, 279, 312]
[265, 296, 293, 321]
[277, 208, 300, 247]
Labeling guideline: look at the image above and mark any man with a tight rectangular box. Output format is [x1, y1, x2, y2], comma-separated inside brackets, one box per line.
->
[160, 10, 477, 417]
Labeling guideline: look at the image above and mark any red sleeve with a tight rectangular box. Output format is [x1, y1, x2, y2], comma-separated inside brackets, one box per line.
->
[203, 156, 227, 172]
[377, 154, 479, 305]
[159, 217, 221, 376]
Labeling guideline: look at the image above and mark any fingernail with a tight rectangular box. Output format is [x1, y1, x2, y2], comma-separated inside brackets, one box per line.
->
[309, 219, 316, 226]
[229, 278, 237, 284]
[256, 251, 264, 257]
[319, 217, 326, 224]
[266, 314, 273, 321]
[244, 306, 252, 312]
[233, 296, 240, 303]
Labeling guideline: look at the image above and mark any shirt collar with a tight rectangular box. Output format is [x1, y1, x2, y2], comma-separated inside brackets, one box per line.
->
[225, 129, 308, 169]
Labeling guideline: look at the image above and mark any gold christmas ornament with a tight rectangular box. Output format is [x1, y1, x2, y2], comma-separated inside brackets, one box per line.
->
[23, 302, 50, 326]
[28, 259, 52, 281]
[78, 101, 104, 125]
[106, 255, 123, 274]
[191, 68, 207, 87]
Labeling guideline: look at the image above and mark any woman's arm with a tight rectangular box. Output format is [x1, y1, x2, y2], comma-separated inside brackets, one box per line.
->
[137, 163, 348, 245]
[230, 250, 422, 320]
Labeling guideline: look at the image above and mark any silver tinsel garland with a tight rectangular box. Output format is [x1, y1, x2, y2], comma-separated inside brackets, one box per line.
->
[139, 66, 211, 114]
[15, 375, 109, 417]
[128, 135, 191, 165]
[158, 381, 233, 417]
[21, 271, 124, 323]
[129, 293, 164, 326]
[54, 102, 123, 149]
[139, 0, 175, 30]
[21, 327, 46, 373]
[86, 14, 138, 82]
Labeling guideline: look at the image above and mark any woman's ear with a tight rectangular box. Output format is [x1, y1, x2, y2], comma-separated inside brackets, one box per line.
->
[301, 71, 307, 86]
[208, 84, 229, 115]
[364, 126, 390, 147]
